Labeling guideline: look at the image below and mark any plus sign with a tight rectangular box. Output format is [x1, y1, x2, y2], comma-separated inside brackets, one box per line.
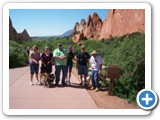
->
[142, 93, 153, 105]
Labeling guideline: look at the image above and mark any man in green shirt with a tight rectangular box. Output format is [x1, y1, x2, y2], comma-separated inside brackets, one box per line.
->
[53, 43, 67, 85]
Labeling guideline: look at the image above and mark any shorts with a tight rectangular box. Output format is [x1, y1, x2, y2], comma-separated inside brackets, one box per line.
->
[30, 63, 39, 74]
[78, 65, 88, 76]
[67, 63, 73, 73]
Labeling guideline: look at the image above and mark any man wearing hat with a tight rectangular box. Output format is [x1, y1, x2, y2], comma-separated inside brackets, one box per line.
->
[90, 50, 102, 91]
[76, 45, 90, 87]
[53, 43, 67, 86]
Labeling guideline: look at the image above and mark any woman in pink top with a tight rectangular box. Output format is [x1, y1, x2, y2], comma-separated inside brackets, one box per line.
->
[29, 45, 41, 86]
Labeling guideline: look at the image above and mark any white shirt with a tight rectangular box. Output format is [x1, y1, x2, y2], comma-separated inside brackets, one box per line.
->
[90, 55, 102, 71]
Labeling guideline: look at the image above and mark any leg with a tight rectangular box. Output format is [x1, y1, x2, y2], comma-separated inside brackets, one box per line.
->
[69, 72, 71, 82]
[78, 65, 83, 85]
[66, 64, 69, 81]
[30, 63, 34, 85]
[55, 65, 61, 84]
[68, 64, 73, 83]
[94, 70, 100, 88]
[83, 65, 88, 86]
[62, 65, 67, 84]
[91, 70, 96, 88]
[35, 64, 40, 83]
[30, 74, 34, 83]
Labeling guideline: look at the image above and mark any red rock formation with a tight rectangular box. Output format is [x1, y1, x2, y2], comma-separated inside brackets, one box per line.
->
[17, 29, 31, 41]
[99, 9, 145, 40]
[72, 33, 84, 43]
[84, 12, 103, 40]
[72, 19, 86, 34]
[9, 17, 19, 41]
[9, 17, 31, 42]
[79, 19, 86, 33]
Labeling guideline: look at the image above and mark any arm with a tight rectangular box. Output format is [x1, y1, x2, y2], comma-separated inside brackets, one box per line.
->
[87, 53, 91, 68]
[61, 55, 67, 60]
[73, 57, 77, 62]
[30, 52, 38, 64]
[76, 58, 79, 69]
[87, 59, 90, 68]
[99, 57, 103, 73]
[41, 57, 46, 67]
[53, 49, 61, 59]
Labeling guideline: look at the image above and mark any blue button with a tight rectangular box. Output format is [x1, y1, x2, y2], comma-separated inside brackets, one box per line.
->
[137, 89, 158, 110]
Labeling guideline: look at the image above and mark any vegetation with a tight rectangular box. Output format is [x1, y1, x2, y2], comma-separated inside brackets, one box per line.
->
[9, 41, 28, 68]
[9, 32, 145, 102]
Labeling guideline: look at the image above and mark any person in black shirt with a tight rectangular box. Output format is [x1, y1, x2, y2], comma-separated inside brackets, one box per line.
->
[76, 45, 90, 87]
[66, 46, 76, 84]
[41, 46, 53, 74]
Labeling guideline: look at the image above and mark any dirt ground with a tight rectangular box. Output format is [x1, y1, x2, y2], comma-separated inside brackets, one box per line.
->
[72, 68, 140, 109]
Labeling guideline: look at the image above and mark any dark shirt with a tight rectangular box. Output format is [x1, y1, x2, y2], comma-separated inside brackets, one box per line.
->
[67, 52, 74, 65]
[41, 52, 53, 67]
[76, 52, 90, 65]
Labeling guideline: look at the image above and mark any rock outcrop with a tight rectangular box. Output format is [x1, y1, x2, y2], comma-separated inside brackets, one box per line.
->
[71, 12, 103, 43]
[72, 19, 86, 34]
[17, 29, 31, 41]
[99, 9, 145, 40]
[70, 9, 145, 43]
[9, 17, 31, 42]
[9, 17, 19, 41]
[84, 12, 103, 40]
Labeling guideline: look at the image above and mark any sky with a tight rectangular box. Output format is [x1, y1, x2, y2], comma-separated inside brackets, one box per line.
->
[9, 9, 109, 37]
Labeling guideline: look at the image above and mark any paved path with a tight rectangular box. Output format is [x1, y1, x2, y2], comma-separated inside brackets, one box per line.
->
[9, 66, 97, 109]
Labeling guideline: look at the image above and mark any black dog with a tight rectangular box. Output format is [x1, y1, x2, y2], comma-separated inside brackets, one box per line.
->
[40, 73, 55, 87]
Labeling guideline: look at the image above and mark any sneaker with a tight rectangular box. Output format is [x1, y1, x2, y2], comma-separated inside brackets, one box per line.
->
[90, 87, 95, 90]
[30, 82, 34, 86]
[36, 81, 40, 84]
[94, 87, 99, 92]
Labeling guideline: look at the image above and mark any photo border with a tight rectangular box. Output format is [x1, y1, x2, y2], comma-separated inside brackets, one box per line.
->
[3, 2, 151, 115]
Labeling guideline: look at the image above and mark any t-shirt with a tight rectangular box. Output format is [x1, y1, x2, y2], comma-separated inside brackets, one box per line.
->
[90, 55, 102, 71]
[67, 52, 74, 65]
[29, 51, 41, 64]
[41, 52, 53, 67]
[76, 52, 90, 65]
[53, 48, 67, 66]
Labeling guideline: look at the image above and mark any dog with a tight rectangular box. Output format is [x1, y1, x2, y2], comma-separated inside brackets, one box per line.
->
[82, 71, 104, 85]
[40, 73, 55, 87]
[82, 71, 92, 85]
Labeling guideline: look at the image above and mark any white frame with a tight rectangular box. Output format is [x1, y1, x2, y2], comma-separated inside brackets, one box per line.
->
[3, 2, 151, 115]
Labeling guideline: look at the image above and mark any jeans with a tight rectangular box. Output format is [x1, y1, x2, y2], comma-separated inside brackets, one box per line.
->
[91, 70, 100, 88]
[55, 65, 67, 84]
[30, 63, 39, 74]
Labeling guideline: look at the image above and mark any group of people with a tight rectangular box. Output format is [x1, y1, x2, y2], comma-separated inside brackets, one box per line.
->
[28, 43, 102, 91]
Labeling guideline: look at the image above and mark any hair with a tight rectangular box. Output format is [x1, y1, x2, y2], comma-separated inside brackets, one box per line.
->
[32, 45, 38, 51]
[45, 46, 49, 49]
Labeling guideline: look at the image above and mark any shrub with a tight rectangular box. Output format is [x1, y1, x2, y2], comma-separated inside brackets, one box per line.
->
[9, 41, 28, 68]
[82, 32, 145, 102]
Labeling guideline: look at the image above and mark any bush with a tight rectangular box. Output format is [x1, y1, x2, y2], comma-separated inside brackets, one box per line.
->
[9, 41, 28, 68]
[111, 33, 145, 102]
[82, 32, 145, 102]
